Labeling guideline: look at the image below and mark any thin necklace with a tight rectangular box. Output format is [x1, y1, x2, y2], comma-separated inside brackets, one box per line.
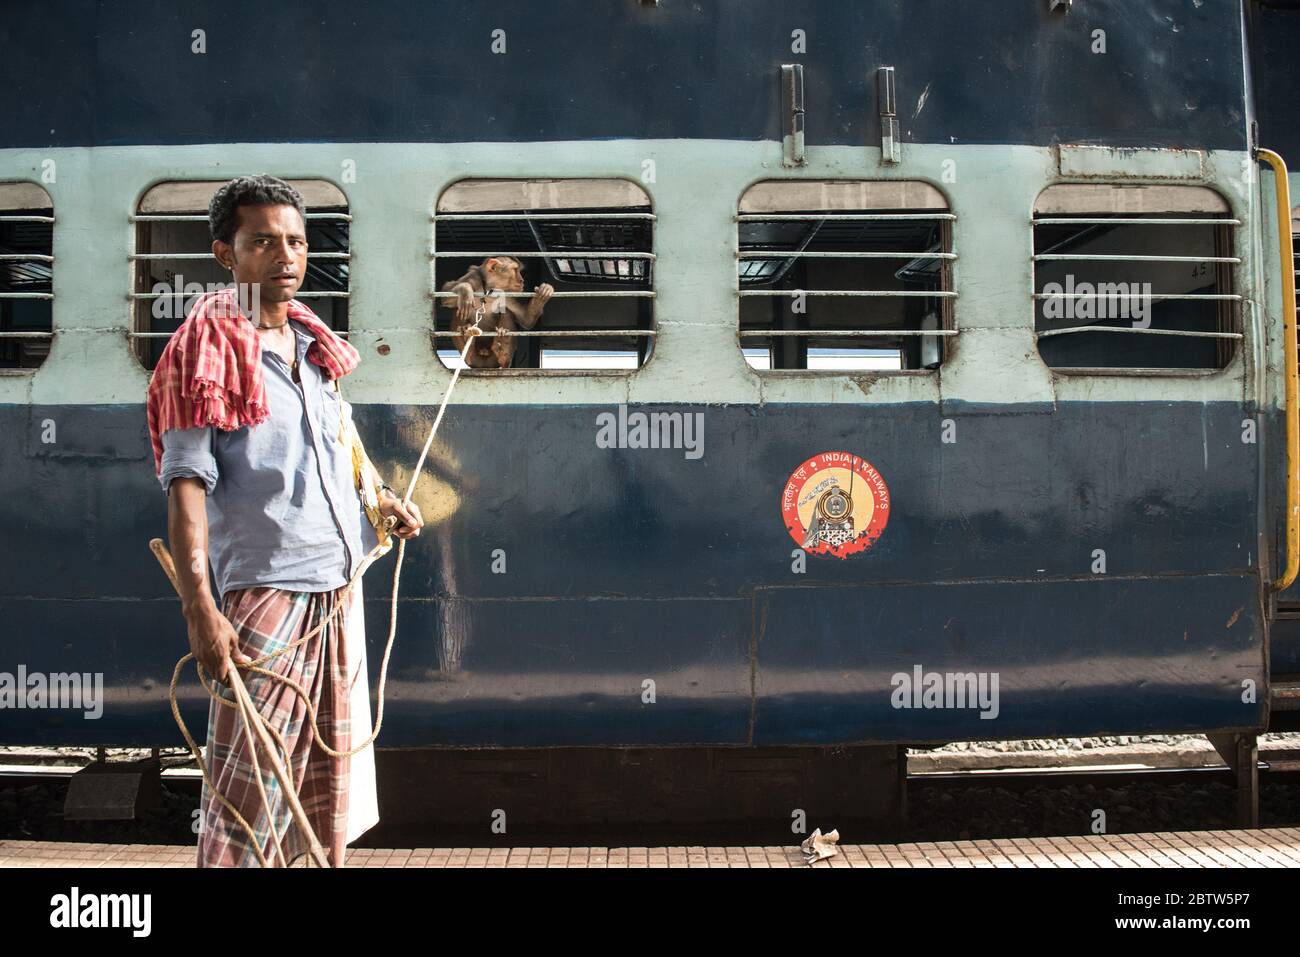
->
[254, 319, 296, 373]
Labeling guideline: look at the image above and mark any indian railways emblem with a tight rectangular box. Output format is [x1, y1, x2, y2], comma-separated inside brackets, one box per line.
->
[781, 451, 891, 558]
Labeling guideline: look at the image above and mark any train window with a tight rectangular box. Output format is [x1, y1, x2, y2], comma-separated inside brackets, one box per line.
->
[0, 183, 54, 371]
[1032, 184, 1241, 372]
[1293, 205, 1299, 350]
[433, 179, 655, 372]
[129, 180, 350, 370]
[737, 180, 955, 372]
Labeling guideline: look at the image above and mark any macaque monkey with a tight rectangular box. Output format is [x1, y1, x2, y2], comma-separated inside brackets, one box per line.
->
[439, 257, 554, 368]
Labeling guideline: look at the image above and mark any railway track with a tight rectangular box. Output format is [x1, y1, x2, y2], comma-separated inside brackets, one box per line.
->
[3, 745, 1300, 789]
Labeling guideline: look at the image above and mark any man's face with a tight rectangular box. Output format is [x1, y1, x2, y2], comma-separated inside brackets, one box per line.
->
[212, 203, 308, 310]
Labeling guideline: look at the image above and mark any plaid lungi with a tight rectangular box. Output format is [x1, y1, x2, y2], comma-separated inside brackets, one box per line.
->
[197, 580, 377, 867]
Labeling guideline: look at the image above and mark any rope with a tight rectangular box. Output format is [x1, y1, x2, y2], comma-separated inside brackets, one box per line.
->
[158, 310, 487, 867]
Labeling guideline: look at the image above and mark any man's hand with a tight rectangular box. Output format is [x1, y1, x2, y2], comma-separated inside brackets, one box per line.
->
[185, 605, 252, 684]
[379, 489, 424, 539]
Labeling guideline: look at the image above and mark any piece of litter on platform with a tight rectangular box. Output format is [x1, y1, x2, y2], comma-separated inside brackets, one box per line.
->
[800, 827, 840, 864]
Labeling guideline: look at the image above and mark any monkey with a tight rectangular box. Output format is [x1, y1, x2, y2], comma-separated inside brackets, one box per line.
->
[439, 257, 554, 368]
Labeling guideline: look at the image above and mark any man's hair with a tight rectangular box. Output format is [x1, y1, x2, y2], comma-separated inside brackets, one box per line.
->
[208, 174, 306, 245]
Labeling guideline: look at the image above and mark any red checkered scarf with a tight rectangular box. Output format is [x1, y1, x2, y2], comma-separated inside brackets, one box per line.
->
[146, 287, 359, 475]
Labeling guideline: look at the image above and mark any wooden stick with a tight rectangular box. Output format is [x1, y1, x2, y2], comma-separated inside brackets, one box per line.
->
[228, 665, 329, 867]
[150, 538, 332, 868]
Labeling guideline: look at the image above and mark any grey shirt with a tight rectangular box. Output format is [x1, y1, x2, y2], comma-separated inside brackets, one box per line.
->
[157, 319, 378, 600]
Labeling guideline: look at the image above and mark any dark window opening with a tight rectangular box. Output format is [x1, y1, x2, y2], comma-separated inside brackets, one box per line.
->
[433, 179, 655, 372]
[0, 183, 53, 370]
[1032, 184, 1240, 372]
[1293, 217, 1299, 354]
[738, 180, 954, 372]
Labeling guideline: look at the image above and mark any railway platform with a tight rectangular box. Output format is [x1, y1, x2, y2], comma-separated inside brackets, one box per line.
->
[3, 828, 1299, 868]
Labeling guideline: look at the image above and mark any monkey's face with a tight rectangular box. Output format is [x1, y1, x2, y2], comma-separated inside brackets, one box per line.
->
[486, 257, 525, 293]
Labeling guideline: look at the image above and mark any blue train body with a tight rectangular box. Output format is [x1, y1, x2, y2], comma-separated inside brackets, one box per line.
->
[0, 0, 1294, 760]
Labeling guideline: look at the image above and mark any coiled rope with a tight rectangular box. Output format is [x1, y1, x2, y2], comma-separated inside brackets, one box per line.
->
[152, 313, 486, 867]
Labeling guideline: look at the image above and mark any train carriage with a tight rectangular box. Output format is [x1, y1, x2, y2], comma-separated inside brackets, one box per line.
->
[1, 0, 1298, 831]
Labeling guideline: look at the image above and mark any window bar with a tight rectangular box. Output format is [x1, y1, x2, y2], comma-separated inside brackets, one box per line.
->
[433, 213, 655, 221]
[128, 330, 351, 338]
[1033, 292, 1241, 301]
[1036, 327, 1242, 339]
[129, 290, 352, 299]
[129, 213, 352, 222]
[740, 289, 957, 298]
[431, 329, 655, 338]
[738, 329, 956, 337]
[431, 251, 655, 259]
[1032, 217, 1241, 226]
[128, 252, 350, 260]
[432, 290, 655, 299]
[740, 250, 956, 259]
[1033, 253, 1240, 263]
[737, 213, 956, 222]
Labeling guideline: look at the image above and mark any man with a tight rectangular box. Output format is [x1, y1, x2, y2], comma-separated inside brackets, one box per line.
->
[145, 174, 423, 867]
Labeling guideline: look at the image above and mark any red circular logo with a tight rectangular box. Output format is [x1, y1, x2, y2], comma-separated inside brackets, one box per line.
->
[781, 451, 891, 558]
